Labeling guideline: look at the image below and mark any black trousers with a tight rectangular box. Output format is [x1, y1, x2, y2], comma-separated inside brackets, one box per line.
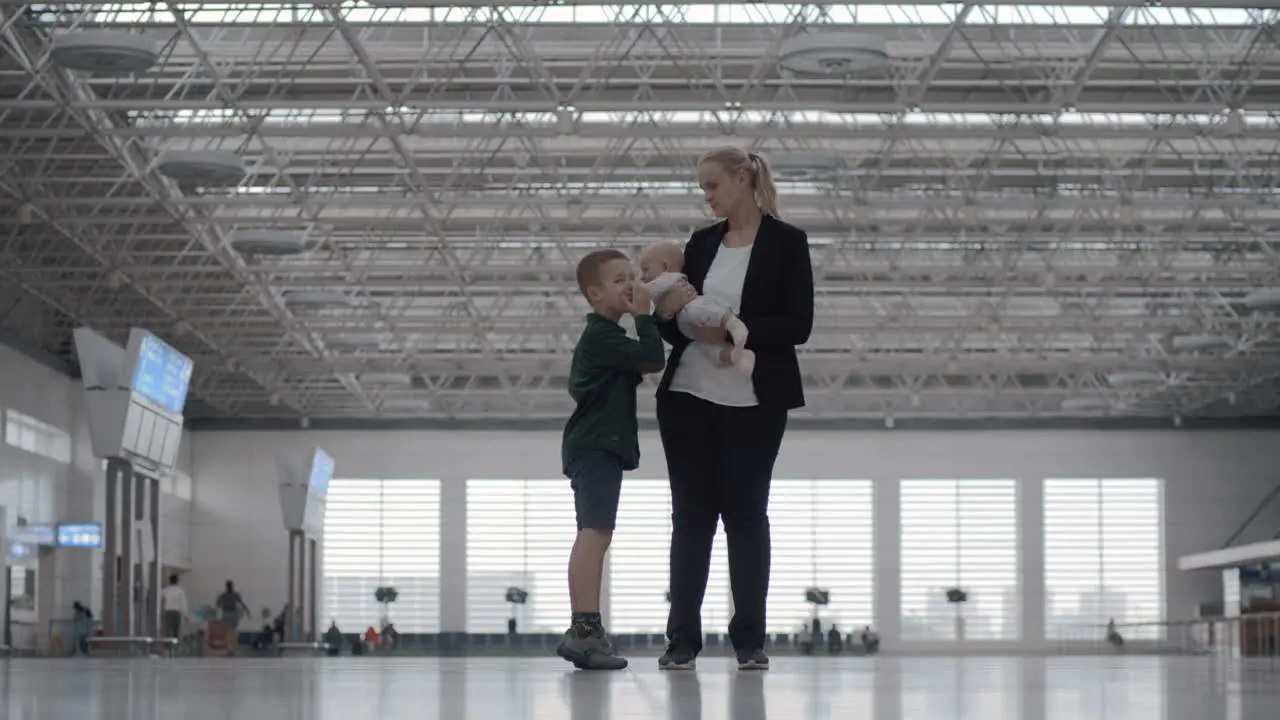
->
[657, 390, 788, 654]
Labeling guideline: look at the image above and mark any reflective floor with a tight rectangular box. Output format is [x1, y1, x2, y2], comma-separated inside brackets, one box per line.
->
[2, 655, 1277, 719]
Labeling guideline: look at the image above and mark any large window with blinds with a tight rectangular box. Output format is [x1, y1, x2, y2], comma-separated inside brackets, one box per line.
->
[609, 479, 731, 633]
[466, 479, 576, 633]
[768, 479, 874, 634]
[1044, 478, 1163, 640]
[322, 478, 441, 632]
[900, 479, 1019, 641]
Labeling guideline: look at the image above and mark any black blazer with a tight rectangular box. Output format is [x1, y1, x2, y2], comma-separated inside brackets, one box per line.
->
[655, 214, 815, 410]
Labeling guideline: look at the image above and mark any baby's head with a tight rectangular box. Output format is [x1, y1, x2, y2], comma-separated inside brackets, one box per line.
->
[638, 241, 685, 283]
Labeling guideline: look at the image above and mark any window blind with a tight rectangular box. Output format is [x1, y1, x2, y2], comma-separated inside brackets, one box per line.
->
[1044, 478, 1163, 640]
[466, 479, 576, 633]
[609, 478, 731, 633]
[768, 479, 874, 634]
[900, 479, 1019, 641]
[321, 478, 441, 632]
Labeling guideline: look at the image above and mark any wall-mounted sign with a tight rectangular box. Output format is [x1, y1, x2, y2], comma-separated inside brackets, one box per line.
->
[56, 522, 104, 548]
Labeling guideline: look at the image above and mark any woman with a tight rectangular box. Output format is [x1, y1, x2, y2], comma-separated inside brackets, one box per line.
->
[652, 146, 815, 671]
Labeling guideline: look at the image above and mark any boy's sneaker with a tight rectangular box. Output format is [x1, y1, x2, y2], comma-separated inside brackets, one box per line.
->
[556, 628, 628, 671]
[658, 646, 697, 671]
[736, 648, 770, 670]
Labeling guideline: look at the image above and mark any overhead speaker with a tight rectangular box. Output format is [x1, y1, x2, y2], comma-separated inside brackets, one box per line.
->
[1105, 371, 1166, 389]
[777, 33, 890, 76]
[1060, 397, 1111, 413]
[49, 31, 160, 75]
[155, 149, 247, 187]
[1242, 288, 1280, 311]
[229, 230, 309, 256]
[326, 333, 385, 349]
[1170, 334, 1233, 353]
[282, 290, 352, 309]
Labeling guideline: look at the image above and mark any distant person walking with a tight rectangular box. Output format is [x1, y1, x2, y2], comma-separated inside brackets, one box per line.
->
[216, 580, 251, 656]
[160, 574, 188, 640]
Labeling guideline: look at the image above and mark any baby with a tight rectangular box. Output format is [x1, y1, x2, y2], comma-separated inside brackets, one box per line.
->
[638, 241, 755, 375]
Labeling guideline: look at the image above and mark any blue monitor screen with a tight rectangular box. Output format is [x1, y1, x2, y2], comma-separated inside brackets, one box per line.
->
[56, 523, 103, 548]
[308, 449, 334, 497]
[130, 332, 194, 415]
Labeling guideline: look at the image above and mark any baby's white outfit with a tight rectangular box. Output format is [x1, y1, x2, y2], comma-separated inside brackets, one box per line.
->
[644, 272, 732, 334]
[644, 271, 755, 375]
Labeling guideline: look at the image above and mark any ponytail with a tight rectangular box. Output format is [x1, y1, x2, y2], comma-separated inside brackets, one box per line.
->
[698, 146, 781, 217]
[748, 152, 779, 217]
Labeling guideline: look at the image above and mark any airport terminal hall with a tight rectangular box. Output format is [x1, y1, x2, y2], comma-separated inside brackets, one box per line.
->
[4, 0, 1280, 718]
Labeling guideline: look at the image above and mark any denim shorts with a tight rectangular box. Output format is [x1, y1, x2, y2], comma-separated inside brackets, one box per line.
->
[566, 450, 624, 531]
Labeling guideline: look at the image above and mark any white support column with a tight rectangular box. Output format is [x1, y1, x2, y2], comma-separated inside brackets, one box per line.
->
[873, 478, 901, 646]
[438, 477, 468, 632]
[1019, 477, 1046, 646]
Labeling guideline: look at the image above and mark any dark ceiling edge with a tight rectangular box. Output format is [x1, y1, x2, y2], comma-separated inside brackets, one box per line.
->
[0, 330, 78, 378]
[184, 415, 1280, 432]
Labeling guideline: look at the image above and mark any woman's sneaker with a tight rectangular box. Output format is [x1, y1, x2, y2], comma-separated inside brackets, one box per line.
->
[736, 648, 770, 670]
[658, 646, 697, 671]
[556, 628, 628, 671]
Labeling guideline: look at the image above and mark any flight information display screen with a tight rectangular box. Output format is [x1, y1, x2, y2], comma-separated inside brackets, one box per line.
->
[130, 332, 194, 414]
[308, 449, 334, 497]
[56, 523, 103, 548]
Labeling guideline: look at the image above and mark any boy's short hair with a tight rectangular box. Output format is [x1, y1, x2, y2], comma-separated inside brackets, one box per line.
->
[575, 249, 629, 298]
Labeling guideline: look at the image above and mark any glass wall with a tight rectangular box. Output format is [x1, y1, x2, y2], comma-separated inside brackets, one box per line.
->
[1044, 478, 1164, 639]
[322, 478, 442, 632]
[900, 479, 1020, 641]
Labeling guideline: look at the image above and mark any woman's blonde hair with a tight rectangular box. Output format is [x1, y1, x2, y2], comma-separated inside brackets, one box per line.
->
[698, 146, 780, 217]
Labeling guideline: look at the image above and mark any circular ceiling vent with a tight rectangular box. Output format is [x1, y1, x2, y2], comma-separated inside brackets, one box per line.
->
[283, 290, 351, 308]
[230, 229, 309, 256]
[49, 31, 160, 75]
[777, 33, 890, 76]
[1242, 288, 1280, 311]
[1105, 371, 1166, 389]
[768, 151, 843, 181]
[1170, 334, 1233, 353]
[1060, 397, 1111, 413]
[155, 149, 247, 187]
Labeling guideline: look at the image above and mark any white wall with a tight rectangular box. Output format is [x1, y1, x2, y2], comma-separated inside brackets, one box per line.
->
[0, 344, 194, 641]
[189, 428, 1280, 648]
[0, 344, 97, 625]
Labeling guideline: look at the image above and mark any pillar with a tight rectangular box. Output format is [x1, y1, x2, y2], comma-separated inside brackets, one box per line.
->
[307, 536, 319, 640]
[286, 530, 317, 641]
[1018, 477, 1046, 645]
[102, 458, 137, 636]
[873, 478, 901, 646]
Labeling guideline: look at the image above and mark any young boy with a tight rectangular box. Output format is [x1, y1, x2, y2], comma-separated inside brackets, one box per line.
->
[557, 249, 666, 671]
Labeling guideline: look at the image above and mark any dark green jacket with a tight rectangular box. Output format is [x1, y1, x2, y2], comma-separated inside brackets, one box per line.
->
[561, 313, 665, 474]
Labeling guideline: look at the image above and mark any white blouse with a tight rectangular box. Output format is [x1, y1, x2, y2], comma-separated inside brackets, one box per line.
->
[668, 243, 758, 407]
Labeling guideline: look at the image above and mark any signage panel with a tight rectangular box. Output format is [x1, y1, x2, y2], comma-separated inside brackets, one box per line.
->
[308, 448, 334, 497]
[56, 522, 104, 548]
[130, 332, 194, 414]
